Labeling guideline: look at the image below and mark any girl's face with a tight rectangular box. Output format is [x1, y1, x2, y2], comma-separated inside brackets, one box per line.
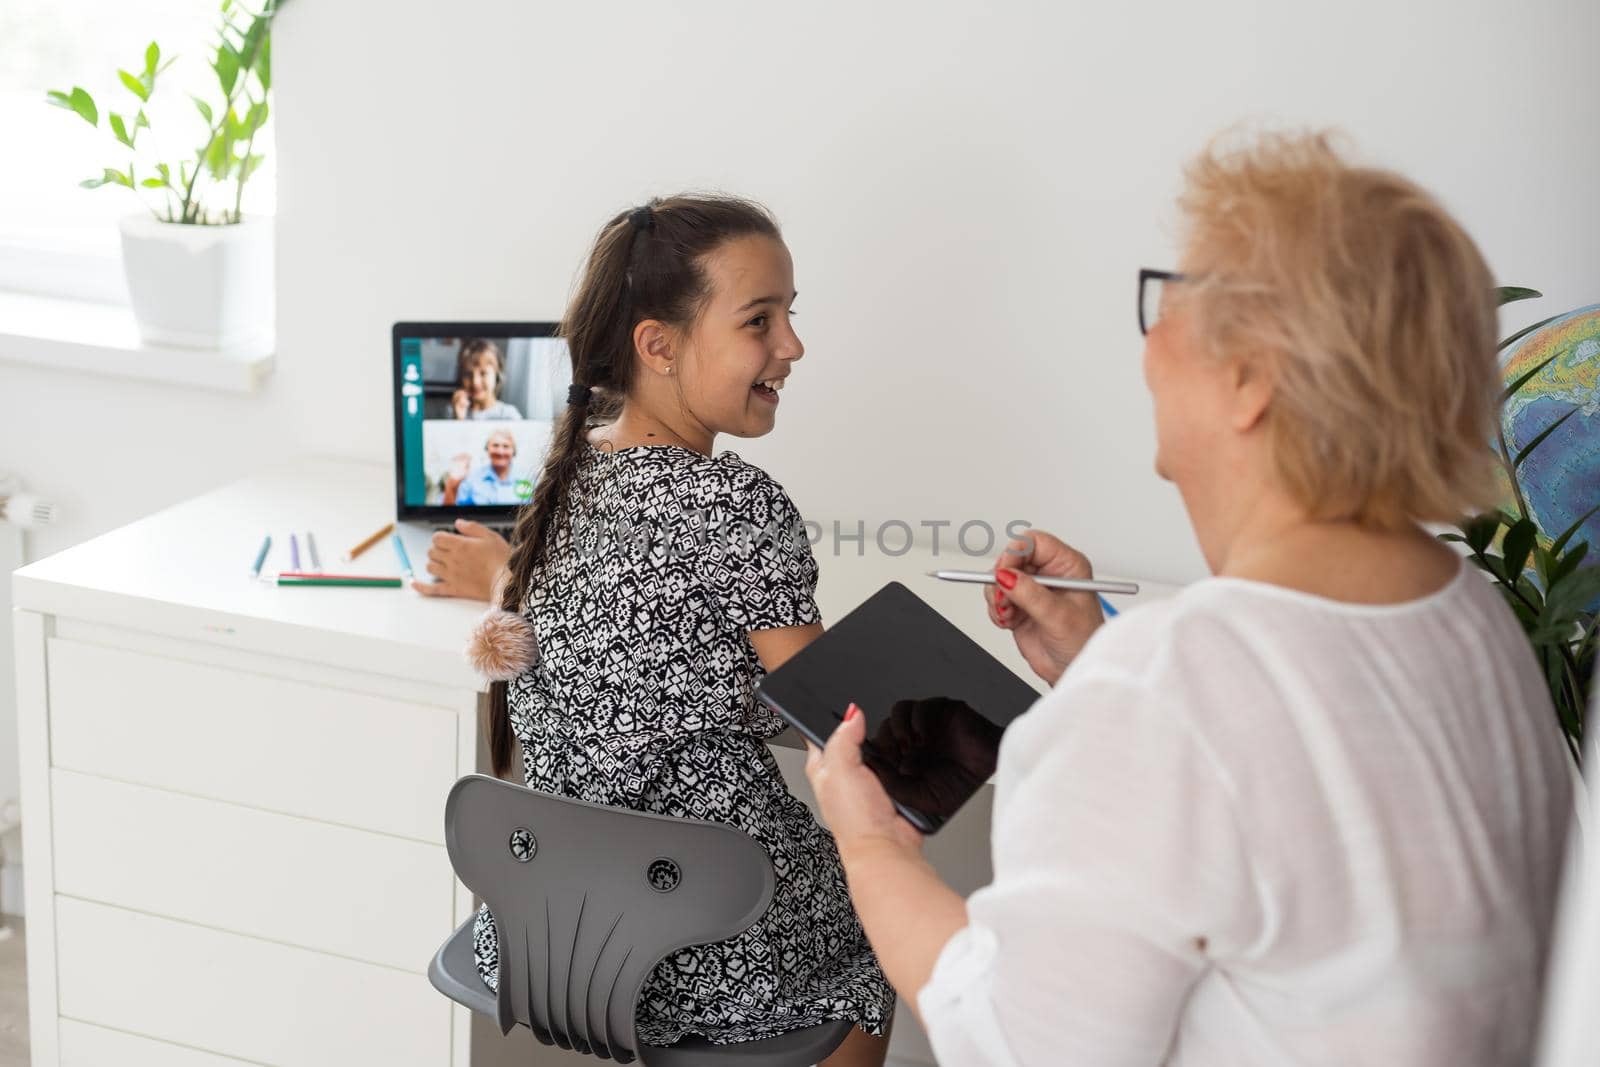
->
[674, 235, 803, 440]
[466, 355, 499, 403]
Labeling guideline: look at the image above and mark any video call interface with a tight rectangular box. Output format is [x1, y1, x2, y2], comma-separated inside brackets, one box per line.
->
[398, 334, 571, 508]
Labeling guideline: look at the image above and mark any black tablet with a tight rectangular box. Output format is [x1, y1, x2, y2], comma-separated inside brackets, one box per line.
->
[756, 581, 1041, 833]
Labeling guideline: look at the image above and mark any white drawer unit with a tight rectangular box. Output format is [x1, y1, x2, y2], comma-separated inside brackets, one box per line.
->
[11, 465, 494, 1067]
[15, 612, 483, 1066]
[59, 1019, 257, 1067]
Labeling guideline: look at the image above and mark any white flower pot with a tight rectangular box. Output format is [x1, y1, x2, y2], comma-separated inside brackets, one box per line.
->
[119, 214, 274, 351]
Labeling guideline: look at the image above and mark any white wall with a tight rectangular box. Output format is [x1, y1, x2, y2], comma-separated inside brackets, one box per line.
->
[4, 1, 1595, 575]
[260, 0, 1598, 586]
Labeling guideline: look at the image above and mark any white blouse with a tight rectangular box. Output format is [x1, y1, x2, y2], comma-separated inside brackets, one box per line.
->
[919, 561, 1573, 1066]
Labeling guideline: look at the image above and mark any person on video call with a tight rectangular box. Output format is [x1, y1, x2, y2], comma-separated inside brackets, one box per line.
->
[442, 428, 523, 506]
[451, 338, 524, 420]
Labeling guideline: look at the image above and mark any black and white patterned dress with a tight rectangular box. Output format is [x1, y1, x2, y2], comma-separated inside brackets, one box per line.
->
[473, 443, 894, 1045]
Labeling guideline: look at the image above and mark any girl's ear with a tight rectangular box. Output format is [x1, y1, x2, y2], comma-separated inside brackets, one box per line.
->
[632, 319, 677, 378]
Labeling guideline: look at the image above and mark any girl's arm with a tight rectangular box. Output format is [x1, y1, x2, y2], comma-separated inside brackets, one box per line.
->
[748, 621, 823, 672]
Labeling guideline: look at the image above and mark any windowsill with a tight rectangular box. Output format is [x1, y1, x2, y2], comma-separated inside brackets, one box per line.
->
[0, 290, 274, 394]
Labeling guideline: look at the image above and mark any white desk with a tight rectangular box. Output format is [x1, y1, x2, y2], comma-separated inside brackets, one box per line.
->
[11, 458, 1173, 1067]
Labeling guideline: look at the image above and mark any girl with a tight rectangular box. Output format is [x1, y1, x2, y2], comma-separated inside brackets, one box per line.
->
[467, 195, 893, 1065]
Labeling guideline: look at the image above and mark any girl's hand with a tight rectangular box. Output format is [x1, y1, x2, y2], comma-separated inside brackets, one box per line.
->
[451, 388, 471, 419]
[414, 519, 511, 600]
[805, 704, 924, 862]
[985, 529, 1104, 686]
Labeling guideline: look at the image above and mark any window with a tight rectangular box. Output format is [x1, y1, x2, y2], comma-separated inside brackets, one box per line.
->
[0, 0, 275, 304]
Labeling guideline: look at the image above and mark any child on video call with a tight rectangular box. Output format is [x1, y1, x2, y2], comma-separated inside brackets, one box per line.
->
[452, 337, 523, 420]
[464, 196, 893, 1063]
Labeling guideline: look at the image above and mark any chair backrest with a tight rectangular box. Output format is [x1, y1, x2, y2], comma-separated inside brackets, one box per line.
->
[444, 775, 775, 1062]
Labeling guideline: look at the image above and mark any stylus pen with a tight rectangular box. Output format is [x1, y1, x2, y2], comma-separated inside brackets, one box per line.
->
[343, 522, 395, 562]
[926, 570, 1140, 596]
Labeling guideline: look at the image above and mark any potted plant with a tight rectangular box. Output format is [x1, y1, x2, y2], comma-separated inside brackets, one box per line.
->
[46, 0, 278, 351]
[1441, 286, 1600, 764]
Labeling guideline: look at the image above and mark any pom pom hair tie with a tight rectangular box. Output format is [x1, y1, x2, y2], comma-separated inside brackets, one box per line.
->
[628, 205, 655, 233]
[466, 608, 539, 681]
[566, 382, 591, 407]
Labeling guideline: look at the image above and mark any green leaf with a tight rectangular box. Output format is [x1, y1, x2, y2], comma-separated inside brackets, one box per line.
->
[239, 16, 267, 70]
[45, 89, 73, 110]
[1514, 407, 1580, 470]
[245, 99, 268, 134]
[1480, 552, 1508, 583]
[1496, 286, 1542, 306]
[139, 177, 167, 188]
[156, 162, 171, 182]
[239, 153, 264, 183]
[109, 113, 133, 148]
[257, 34, 271, 91]
[205, 132, 231, 178]
[144, 41, 160, 78]
[135, 109, 150, 130]
[1539, 567, 1600, 638]
[1535, 546, 1557, 585]
[100, 167, 133, 189]
[1503, 519, 1538, 585]
[79, 175, 111, 189]
[1553, 542, 1592, 587]
[214, 45, 240, 96]
[67, 87, 98, 126]
[1501, 348, 1563, 400]
[1499, 313, 1566, 354]
[1551, 503, 1600, 558]
[193, 96, 215, 125]
[1464, 513, 1503, 555]
[118, 69, 149, 102]
[1516, 576, 1546, 614]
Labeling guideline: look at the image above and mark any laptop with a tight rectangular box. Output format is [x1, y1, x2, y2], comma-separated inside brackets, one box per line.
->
[391, 321, 570, 553]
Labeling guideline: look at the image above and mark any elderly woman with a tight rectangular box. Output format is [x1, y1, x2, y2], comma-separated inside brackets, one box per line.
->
[806, 131, 1574, 1065]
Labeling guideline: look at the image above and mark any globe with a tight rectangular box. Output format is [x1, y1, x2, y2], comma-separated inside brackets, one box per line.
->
[1498, 302, 1600, 572]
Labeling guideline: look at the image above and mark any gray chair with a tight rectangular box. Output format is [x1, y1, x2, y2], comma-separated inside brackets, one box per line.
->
[429, 774, 856, 1065]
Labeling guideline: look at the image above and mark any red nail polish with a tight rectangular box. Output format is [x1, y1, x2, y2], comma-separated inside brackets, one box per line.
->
[845, 703, 862, 722]
[995, 568, 1018, 590]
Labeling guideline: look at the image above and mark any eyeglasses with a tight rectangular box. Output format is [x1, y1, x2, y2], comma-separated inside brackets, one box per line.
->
[1138, 268, 1188, 336]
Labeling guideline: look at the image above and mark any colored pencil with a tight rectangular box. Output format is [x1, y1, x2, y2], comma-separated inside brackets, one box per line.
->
[391, 533, 413, 577]
[306, 531, 322, 570]
[289, 533, 301, 571]
[271, 576, 403, 588]
[343, 522, 395, 562]
[250, 535, 272, 577]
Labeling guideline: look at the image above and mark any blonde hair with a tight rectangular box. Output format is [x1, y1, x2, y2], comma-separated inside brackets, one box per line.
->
[1176, 129, 1499, 529]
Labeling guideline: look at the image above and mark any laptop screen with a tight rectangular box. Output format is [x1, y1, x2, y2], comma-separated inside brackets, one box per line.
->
[392, 322, 570, 523]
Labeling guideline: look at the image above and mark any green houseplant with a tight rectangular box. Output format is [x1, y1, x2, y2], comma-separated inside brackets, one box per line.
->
[1440, 286, 1600, 764]
[45, 0, 279, 350]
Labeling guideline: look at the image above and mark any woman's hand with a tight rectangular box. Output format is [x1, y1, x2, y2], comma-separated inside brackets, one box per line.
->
[805, 705, 925, 862]
[451, 388, 471, 419]
[414, 519, 511, 600]
[985, 529, 1105, 686]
